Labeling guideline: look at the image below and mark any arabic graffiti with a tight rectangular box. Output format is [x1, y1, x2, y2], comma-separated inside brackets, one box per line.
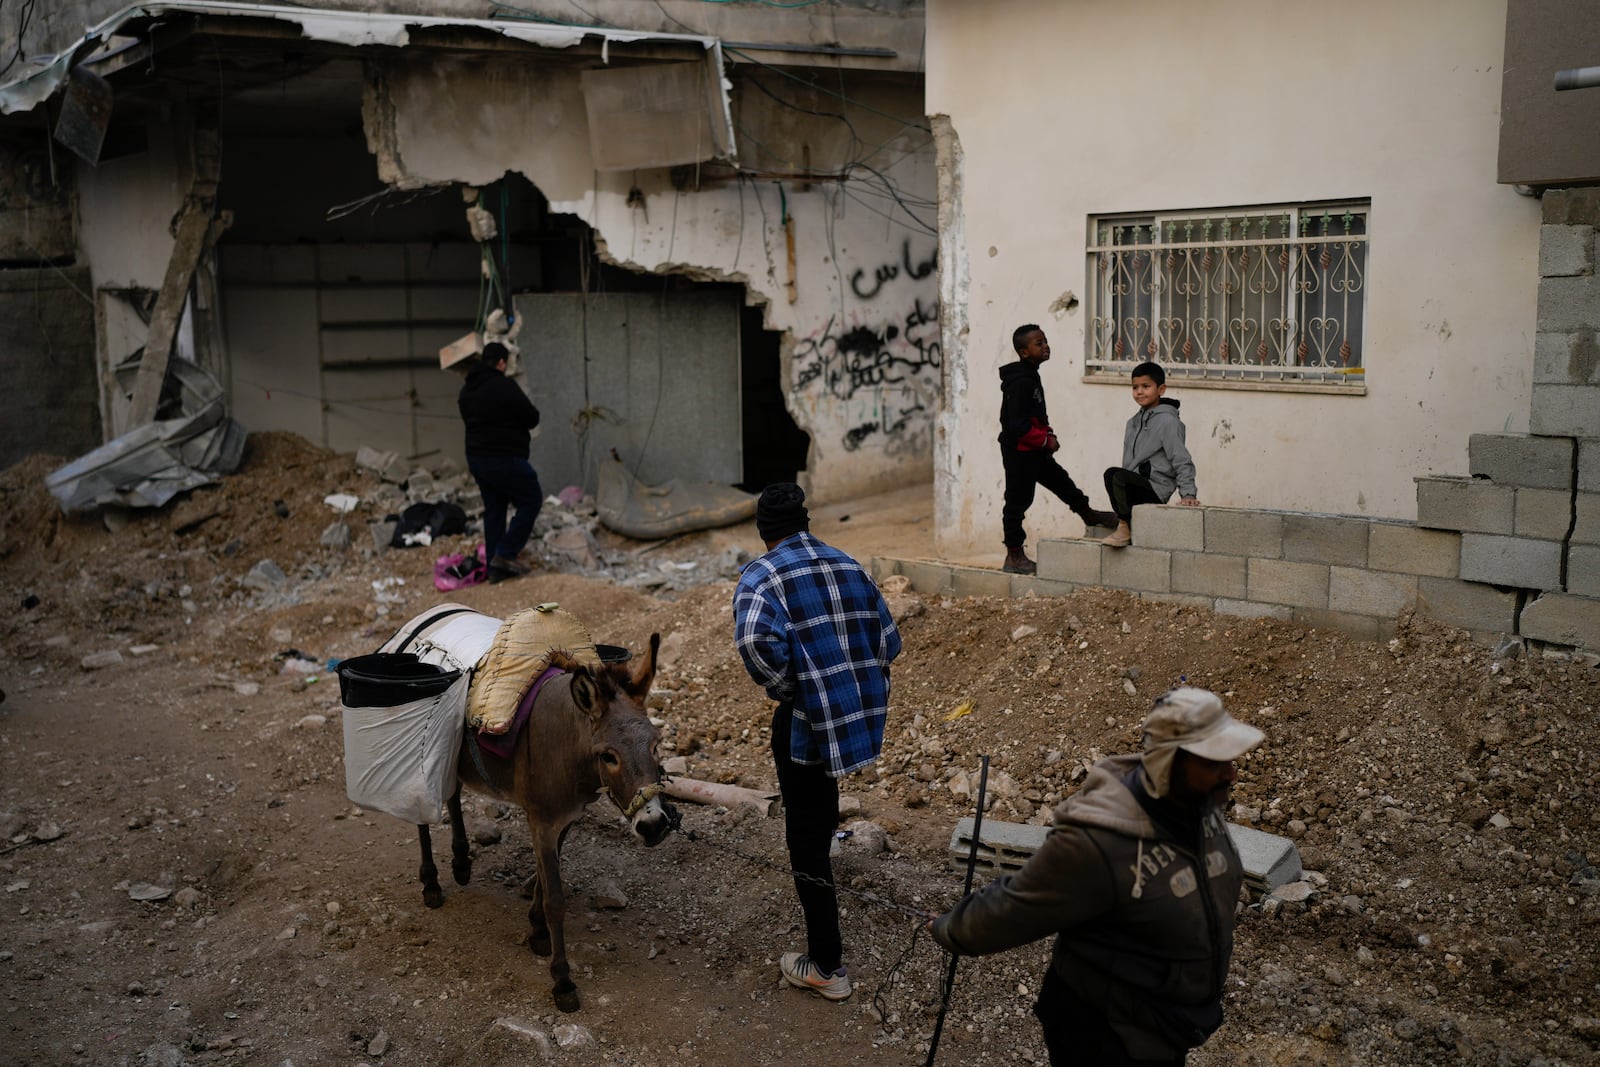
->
[849, 239, 938, 301]
[793, 300, 942, 402]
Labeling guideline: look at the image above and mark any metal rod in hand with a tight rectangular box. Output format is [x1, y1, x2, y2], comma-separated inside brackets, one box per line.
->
[1555, 65, 1600, 91]
[925, 754, 990, 1067]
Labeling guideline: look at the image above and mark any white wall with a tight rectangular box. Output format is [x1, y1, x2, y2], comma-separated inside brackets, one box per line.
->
[927, 0, 1540, 557]
[370, 56, 940, 502]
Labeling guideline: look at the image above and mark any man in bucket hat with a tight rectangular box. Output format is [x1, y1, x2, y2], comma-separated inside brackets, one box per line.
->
[930, 687, 1263, 1065]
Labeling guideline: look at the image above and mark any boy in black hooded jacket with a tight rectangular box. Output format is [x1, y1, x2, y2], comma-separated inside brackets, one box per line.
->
[998, 324, 1118, 573]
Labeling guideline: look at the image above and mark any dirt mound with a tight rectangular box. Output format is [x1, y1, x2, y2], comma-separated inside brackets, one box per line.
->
[1, 431, 1597, 1065]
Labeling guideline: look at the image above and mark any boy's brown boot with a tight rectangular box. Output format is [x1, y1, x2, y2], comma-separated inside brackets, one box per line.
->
[1101, 521, 1132, 549]
[1002, 546, 1036, 574]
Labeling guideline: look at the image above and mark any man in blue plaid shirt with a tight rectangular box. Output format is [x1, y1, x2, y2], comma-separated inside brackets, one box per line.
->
[734, 482, 901, 1002]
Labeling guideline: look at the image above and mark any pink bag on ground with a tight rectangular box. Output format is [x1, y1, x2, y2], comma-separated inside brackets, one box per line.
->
[433, 544, 488, 592]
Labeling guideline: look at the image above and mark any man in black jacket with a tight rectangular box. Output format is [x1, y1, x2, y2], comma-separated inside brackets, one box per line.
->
[457, 342, 542, 583]
[931, 687, 1264, 1065]
[998, 324, 1117, 574]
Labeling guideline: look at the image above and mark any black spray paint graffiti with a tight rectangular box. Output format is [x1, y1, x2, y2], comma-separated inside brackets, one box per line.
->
[849, 239, 938, 301]
[794, 298, 942, 403]
[842, 401, 928, 452]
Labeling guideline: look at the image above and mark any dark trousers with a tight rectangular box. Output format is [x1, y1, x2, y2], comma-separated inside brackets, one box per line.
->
[467, 454, 543, 561]
[770, 701, 842, 973]
[1104, 467, 1163, 522]
[1036, 968, 1187, 1067]
[1002, 449, 1093, 548]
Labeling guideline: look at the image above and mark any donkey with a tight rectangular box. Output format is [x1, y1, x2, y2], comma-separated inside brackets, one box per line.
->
[417, 634, 674, 1012]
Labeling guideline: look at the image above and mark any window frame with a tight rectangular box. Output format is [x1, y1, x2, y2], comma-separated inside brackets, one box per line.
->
[1084, 199, 1371, 396]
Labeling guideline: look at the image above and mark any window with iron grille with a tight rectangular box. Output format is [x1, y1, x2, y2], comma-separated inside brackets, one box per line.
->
[1086, 201, 1368, 391]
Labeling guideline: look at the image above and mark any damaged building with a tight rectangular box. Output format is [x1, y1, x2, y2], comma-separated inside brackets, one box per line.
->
[0, 1, 936, 508]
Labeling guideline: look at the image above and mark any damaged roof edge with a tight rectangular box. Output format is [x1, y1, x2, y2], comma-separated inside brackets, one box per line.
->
[0, 1, 733, 122]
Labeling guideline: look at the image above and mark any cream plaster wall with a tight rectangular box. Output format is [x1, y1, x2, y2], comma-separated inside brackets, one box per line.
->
[927, 0, 1540, 558]
[371, 58, 940, 502]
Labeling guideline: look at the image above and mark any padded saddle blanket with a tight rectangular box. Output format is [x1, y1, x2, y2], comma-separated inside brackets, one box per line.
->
[380, 602, 601, 734]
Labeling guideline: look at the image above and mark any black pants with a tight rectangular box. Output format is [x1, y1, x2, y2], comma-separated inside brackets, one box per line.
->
[1035, 968, 1187, 1067]
[1002, 449, 1093, 548]
[770, 701, 842, 972]
[1104, 467, 1163, 522]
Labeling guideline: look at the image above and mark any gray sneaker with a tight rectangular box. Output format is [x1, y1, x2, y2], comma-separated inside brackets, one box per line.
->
[780, 952, 852, 1001]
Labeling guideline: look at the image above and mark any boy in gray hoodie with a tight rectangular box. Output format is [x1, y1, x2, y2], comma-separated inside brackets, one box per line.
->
[1101, 361, 1200, 548]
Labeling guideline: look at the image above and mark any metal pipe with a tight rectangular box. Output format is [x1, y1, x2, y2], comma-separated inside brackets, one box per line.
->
[723, 41, 897, 58]
[1555, 65, 1600, 91]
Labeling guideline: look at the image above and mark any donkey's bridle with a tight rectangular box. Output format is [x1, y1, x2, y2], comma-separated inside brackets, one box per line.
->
[616, 781, 665, 820]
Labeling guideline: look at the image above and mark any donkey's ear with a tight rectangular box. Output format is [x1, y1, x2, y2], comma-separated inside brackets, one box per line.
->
[624, 633, 660, 701]
[569, 669, 601, 719]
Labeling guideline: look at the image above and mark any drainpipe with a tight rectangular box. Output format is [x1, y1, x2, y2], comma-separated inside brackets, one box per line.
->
[1554, 65, 1600, 91]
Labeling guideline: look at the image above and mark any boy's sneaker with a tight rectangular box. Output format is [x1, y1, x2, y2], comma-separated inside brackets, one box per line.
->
[779, 952, 852, 1001]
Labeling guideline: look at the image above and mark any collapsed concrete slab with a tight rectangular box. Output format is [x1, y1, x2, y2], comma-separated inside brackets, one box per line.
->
[948, 816, 1303, 897]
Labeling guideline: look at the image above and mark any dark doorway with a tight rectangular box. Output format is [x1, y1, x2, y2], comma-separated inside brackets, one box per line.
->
[738, 302, 809, 491]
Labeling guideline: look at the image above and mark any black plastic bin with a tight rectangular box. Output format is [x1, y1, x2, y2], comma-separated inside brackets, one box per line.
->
[337, 653, 462, 708]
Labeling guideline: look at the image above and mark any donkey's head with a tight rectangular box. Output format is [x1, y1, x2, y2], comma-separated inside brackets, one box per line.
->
[556, 634, 675, 846]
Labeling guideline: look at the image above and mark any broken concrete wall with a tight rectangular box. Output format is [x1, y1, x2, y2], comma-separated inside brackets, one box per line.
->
[368, 55, 938, 502]
[0, 266, 100, 469]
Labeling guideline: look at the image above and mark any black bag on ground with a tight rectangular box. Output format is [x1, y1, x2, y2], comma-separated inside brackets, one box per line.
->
[389, 502, 468, 548]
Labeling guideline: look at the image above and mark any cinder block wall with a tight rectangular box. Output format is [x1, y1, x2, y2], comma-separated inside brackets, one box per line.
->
[875, 189, 1600, 656]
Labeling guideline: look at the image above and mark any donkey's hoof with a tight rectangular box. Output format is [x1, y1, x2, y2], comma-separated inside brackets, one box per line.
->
[422, 886, 444, 910]
[553, 984, 580, 1014]
[528, 931, 553, 957]
[452, 860, 472, 886]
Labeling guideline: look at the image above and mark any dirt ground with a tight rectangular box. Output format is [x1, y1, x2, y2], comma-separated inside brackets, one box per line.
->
[2, 433, 1599, 1067]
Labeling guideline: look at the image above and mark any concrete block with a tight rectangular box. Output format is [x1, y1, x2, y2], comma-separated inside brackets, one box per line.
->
[1226, 823, 1304, 894]
[1536, 274, 1600, 332]
[1247, 558, 1330, 609]
[1038, 539, 1101, 585]
[1574, 492, 1600, 545]
[1203, 509, 1284, 558]
[949, 817, 1045, 877]
[1291, 607, 1389, 643]
[1416, 576, 1520, 632]
[1415, 477, 1514, 534]
[1540, 224, 1596, 278]
[900, 559, 954, 596]
[1519, 592, 1600, 651]
[1516, 488, 1574, 541]
[1530, 384, 1600, 438]
[1011, 575, 1077, 598]
[1468, 433, 1576, 489]
[871, 557, 903, 581]
[1172, 551, 1247, 599]
[1533, 331, 1600, 387]
[1214, 599, 1293, 621]
[1130, 504, 1203, 551]
[1329, 567, 1417, 617]
[1460, 534, 1563, 589]
[1283, 514, 1371, 566]
[949, 565, 1012, 598]
[1582, 439, 1600, 493]
[1100, 546, 1171, 593]
[1569, 545, 1600, 597]
[1542, 187, 1600, 225]
[1367, 523, 1460, 578]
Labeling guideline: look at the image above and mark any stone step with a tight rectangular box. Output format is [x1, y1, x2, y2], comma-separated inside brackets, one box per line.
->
[948, 816, 1302, 896]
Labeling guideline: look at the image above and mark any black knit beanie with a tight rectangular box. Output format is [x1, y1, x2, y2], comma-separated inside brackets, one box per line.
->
[756, 482, 809, 543]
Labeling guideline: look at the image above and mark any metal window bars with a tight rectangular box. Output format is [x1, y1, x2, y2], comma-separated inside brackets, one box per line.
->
[1087, 203, 1368, 385]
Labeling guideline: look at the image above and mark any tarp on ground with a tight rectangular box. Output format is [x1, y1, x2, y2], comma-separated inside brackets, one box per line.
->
[44, 359, 246, 513]
[595, 454, 757, 540]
